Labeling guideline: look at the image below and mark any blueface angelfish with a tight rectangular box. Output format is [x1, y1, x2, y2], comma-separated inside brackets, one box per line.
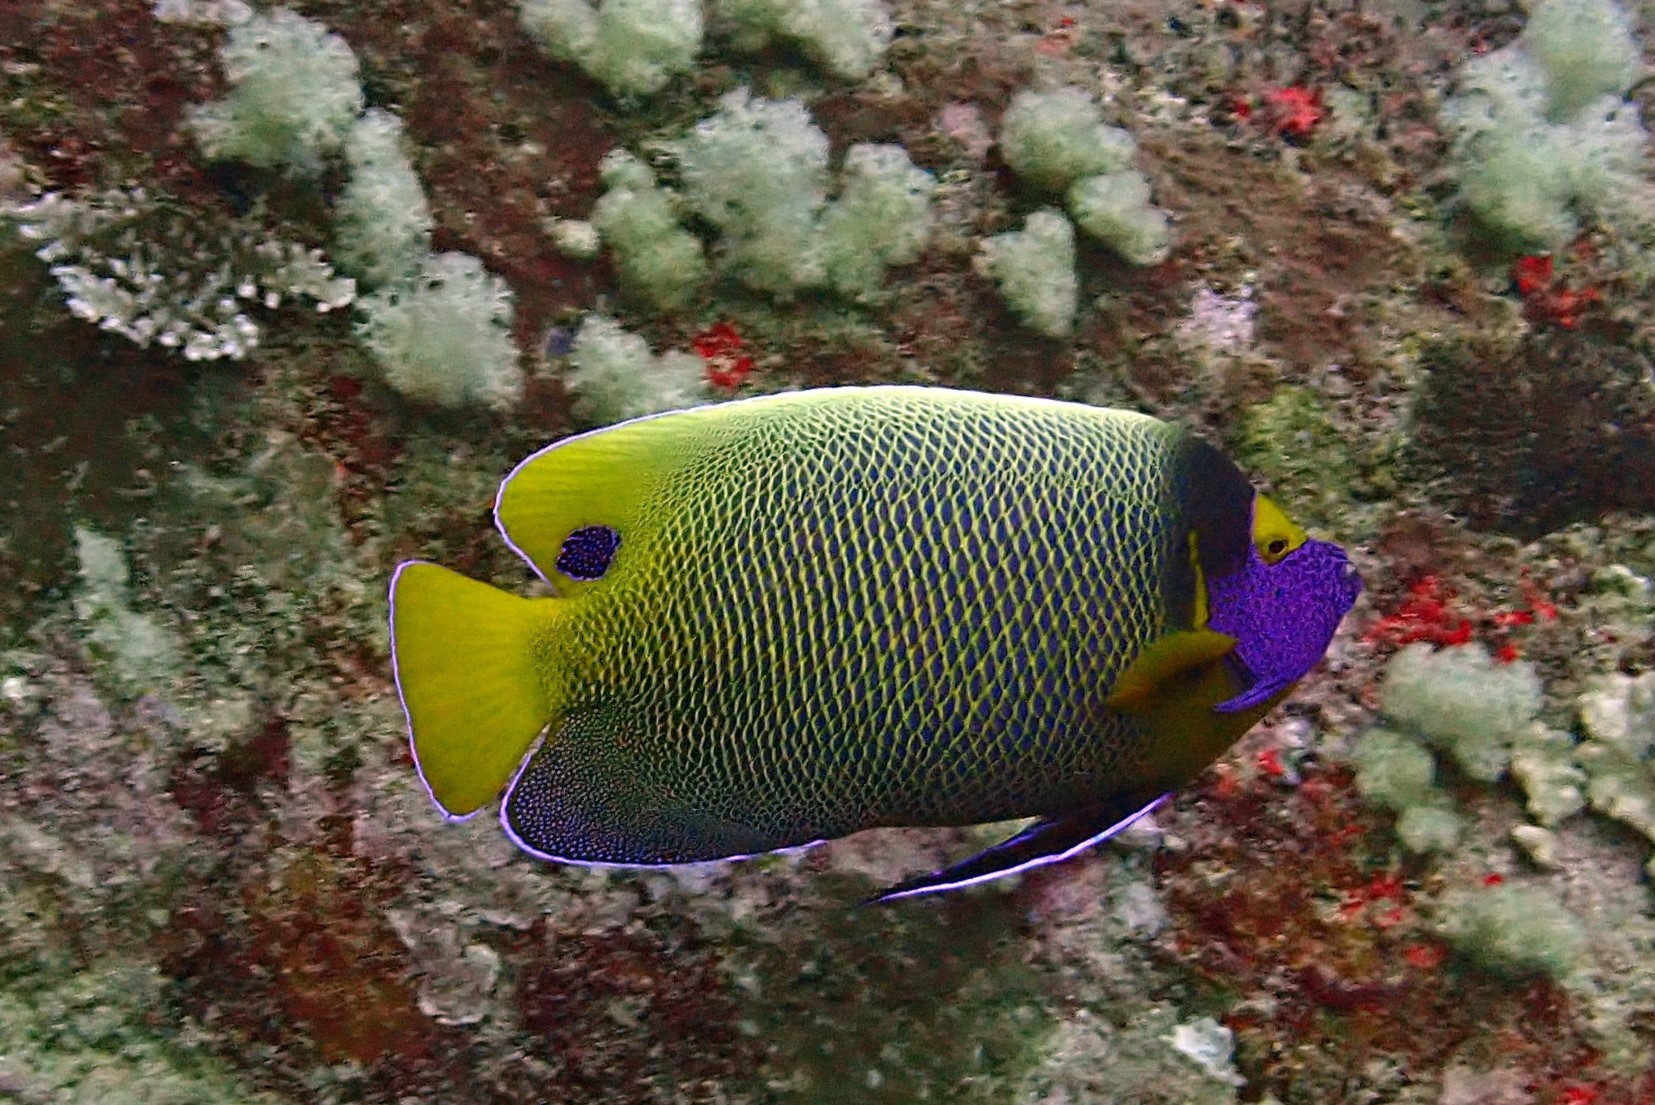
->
[389, 386, 1361, 901]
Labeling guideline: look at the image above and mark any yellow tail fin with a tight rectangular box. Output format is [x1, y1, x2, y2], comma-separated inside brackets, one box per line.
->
[389, 561, 562, 817]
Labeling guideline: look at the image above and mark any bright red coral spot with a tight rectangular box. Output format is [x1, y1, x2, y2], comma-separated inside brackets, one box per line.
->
[1374, 905, 1408, 928]
[1257, 746, 1286, 778]
[1260, 85, 1323, 139]
[1511, 253, 1600, 329]
[1364, 873, 1406, 902]
[1364, 572, 1559, 657]
[693, 322, 754, 391]
[1512, 254, 1553, 296]
[1363, 575, 1475, 649]
[1403, 942, 1447, 970]
[1559, 1085, 1601, 1105]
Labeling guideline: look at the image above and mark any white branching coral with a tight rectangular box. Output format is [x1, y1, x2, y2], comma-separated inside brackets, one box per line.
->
[7, 188, 355, 361]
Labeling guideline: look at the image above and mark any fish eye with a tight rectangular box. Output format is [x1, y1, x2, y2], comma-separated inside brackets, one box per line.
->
[1250, 495, 1307, 566]
[555, 525, 621, 581]
[1259, 536, 1292, 565]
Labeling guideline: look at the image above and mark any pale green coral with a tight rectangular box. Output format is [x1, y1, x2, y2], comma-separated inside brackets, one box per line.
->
[660, 90, 934, 300]
[1575, 671, 1655, 877]
[1351, 727, 1439, 811]
[547, 216, 602, 259]
[670, 88, 830, 296]
[976, 209, 1078, 339]
[1380, 643, 1541, 783]
[187, 7, 363, 173]
[999, 87, 1137, 194]
[1523, 0, 1641, 120]
[1352, 646, 1582, 853]
[589, 150, 707, 310]
[1351, 726, 1465, 852]
[72, 527, 183, 698]
[1443, 0, 1649, 249]
[564, 313, 705, 424]
[1510, 723, 1587, 826]
[714, 0, 892, 81]
[1067, 171, 1170, 266]
[998, 87, 1169, 268]
[818, 143, 936, 300]
[519, 0, 703, 97]
[356, 252, 522, 410]
[1438, 883, 1587, 982]
[1395, 803, 1465, 854]
[334, 109, 433, 289]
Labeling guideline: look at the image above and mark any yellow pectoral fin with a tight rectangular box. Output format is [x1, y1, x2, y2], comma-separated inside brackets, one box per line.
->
[389, 562, 563, 817]
[1105, 629, 1238, 715]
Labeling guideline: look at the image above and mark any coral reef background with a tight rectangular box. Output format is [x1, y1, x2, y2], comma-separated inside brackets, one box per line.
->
[2, 2, 1654, 1103]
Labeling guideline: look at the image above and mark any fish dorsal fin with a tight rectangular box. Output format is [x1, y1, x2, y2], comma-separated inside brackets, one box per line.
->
[494, 407, 713, 584]
[1104, 628, 1237, 714]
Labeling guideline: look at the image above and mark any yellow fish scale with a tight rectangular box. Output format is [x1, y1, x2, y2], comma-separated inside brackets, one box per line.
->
[506, 389, 1206, 863]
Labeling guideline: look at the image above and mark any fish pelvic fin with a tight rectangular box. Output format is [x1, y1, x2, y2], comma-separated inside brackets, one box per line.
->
[866, 791, 1171, 904]
[389, 561, 564, 819]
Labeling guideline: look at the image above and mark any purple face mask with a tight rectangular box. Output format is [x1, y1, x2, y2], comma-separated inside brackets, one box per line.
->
[1204, 534, 1363, 714]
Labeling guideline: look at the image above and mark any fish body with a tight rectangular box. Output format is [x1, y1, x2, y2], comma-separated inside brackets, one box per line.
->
[390, 386, 1360, 899]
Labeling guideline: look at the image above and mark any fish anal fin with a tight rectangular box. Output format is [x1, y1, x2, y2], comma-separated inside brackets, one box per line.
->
[1105, 629, 1237, 715]
[502, 705, 786, 865]
[866, 791, 1171, 904]
[1217, 678, 1295, 714]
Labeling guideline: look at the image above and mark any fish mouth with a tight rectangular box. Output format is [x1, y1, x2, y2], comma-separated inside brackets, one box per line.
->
[1209, 538, 1363, 715]
[1335, 546, 1364, 606]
